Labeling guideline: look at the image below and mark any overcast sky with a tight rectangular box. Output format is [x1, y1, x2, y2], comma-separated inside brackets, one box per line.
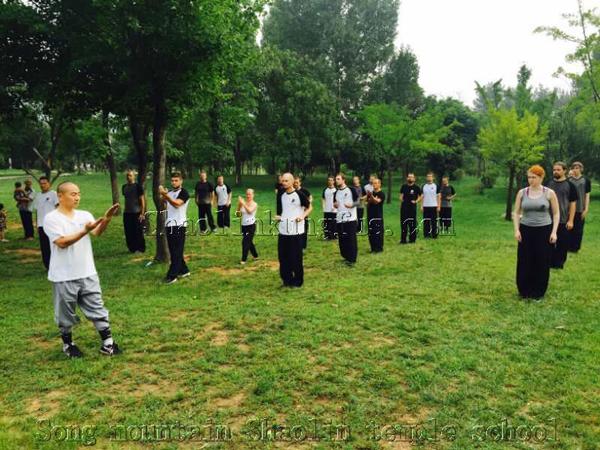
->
[395, 0, 600, 106]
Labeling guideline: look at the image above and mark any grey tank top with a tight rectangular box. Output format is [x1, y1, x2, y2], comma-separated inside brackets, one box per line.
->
[520, 187, 552, 227]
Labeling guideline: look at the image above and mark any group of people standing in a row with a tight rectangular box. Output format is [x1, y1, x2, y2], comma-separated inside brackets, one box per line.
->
[513, 161, 591, 301]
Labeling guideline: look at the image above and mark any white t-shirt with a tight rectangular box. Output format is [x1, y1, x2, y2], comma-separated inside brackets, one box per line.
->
[241, 203, 257, 226]
[334, 187, 359, 223]
[422, 183, 440, 208]
[165, 188, 190, 227]
[25, 187, 36, 212]
[34, 190, 58, 227]
[215, 184, 231, 206]
[322, 187, 337, 213]
[43, 209, 97, 282]
[278, 190, 310, 236]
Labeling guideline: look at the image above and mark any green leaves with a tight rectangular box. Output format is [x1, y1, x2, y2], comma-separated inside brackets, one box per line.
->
[479, 108, 547, 171]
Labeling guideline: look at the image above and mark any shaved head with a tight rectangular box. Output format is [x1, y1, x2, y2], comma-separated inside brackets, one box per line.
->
[57, 182, 79, 195]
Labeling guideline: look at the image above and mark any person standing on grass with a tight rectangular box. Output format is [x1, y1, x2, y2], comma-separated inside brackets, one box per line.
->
[195, 171, 216, 233]
[159, 172, 191, 285]
[421, 172, 441, 239]
[294, 177, 313, 249]
[14, 181, 34, 240]
[42, 181, 121, 358]
[0, 204, 8, 243]
[399, 173, 422, 244]
[367, 178, 385, 253]
[274, 174, 284, 195]
[322, 176, 337, 240]
[214, 175, 232, 229]
[237, 189, 259, 265]
[352, 176, 366, 234]
[334, 173, 360, 265]
[547, 162, 577, 269]
[34, 176, 58, 269]
[363, 175, 375, 196]
[121, 170, 146, 254]
[439, 176, 456, 233]
[276, 173, 312, 288]
[567, 162, 591, 253]
[513, 166, 560, 301]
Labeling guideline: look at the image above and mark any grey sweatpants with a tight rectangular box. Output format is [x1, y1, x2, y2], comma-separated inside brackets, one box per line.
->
[52, 275, 110, 336]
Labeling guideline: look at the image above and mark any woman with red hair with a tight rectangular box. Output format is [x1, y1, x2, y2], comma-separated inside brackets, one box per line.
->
[513, 165, 560, 300]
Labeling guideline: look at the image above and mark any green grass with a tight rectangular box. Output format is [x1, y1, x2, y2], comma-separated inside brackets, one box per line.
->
[0, 173, 599, 449]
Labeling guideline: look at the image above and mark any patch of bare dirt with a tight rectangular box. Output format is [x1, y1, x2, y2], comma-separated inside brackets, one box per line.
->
[26, 389, 66, 418]
[5, 248, 40, 256]
[30, 337, 54, 349]
[236, 343, 251, 352]
[212, 392, 245, 409]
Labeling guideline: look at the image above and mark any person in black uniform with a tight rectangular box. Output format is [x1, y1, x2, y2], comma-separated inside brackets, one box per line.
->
[195, 171, 216, 233]
[399, 173, 422, 244]
[366, 178, 385, 252]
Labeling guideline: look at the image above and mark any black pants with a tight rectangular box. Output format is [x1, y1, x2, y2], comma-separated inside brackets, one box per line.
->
[302, 219, 309, 249]
[217, 204, 231, 228]
[19, 210, 34, 238]
[368, 217, 384, 252]
[323, 212, 337, 240]
[166, 226, 189, 279]
[242, 223, 258, 261]
[123, 212, 146, 253]
[568, 212, 585, 253]
[38, 227, 51, 269]
[440, 207, 453, 233]
[517, 224, 552, 299]
[198, 204, 215, 232]
[357, 208, 364, 234]
[338, 220, 358, 263]
[278, 234, 304, 287]
[401, 207, 418, 243]
[551, 223, 568, 269]
[423, 207, 438, 238]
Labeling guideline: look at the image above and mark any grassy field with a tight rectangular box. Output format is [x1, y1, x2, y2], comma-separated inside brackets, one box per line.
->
[0, 172, 599, 449]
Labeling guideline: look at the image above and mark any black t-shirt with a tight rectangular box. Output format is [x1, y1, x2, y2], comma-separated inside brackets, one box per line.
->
[367, 190, 385, 218]
[195, 181, 214, 205]
[400, 184, 421, 208]
[122, 183, 144, 214]
[298, 187, 311, 200]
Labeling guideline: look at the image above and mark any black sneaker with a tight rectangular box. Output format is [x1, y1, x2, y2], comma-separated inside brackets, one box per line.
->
[100, 343, 121, 356]
[63, 343, 84, 359]
[178, 272, 191, 278]
[164, 277, 178, 285]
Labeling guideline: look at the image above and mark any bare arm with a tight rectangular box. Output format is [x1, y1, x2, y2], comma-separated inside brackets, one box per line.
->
[567, 201, 576, 229]
[92, 204, 120, 237]
[550, 191, 560, 240]
[55, 219, 103, 249]
[139, 195, 146, 219]
[513, 190, 523, 242]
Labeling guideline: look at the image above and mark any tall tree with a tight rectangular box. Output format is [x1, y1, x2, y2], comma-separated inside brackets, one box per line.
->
[263, 0, 400, 170]
[479, 108, 548, 220]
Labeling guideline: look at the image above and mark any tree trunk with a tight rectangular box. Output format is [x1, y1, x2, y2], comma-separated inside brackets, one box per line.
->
[387, 167, 393, 204]
[234, 135, 242, 186]
[102, 110, 121, 213]
[129, 116, 150, 192]
[505, 165, 516, 221]
[334, 155, 341, 175]
[153, 96, 170, 264]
